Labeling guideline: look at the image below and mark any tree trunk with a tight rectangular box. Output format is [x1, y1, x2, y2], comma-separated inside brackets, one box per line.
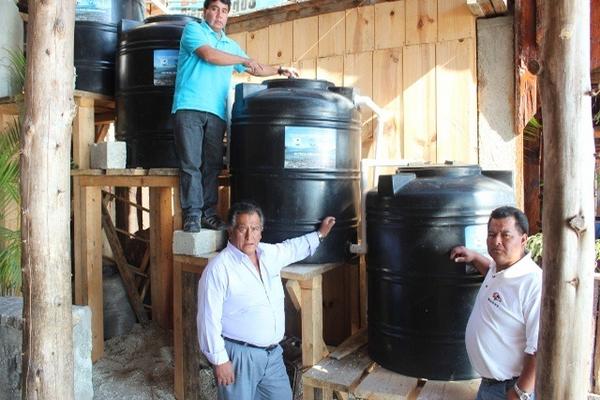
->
[20, 0, 76, 398]
[537, 1, 595, 398]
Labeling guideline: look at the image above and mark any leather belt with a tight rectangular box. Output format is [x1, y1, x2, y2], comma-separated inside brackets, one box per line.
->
[223, 336, 278, 351]
[481, 377, 518, 385]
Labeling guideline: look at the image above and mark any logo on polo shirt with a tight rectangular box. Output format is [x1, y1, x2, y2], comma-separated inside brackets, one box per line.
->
[487, 291, 503, 308]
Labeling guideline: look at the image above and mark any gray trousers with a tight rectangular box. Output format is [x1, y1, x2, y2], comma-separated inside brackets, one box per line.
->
[217, 341, 292, 400]
[173, 110, 226, 218]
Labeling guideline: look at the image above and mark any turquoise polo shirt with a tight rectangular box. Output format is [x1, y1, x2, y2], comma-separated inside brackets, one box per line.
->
[171, 20, 247, 120]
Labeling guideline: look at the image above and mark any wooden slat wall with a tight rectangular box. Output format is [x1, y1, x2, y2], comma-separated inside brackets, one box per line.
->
[229, 0, 478, 163]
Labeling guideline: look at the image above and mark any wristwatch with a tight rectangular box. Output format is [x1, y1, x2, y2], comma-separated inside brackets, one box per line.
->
[513, 383, 532, 400]
[317, 231, 324, 242]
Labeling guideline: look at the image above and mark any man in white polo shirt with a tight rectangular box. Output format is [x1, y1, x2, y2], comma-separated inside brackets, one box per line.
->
[197, 201, 336, 400]
[450, 206, 541, 400]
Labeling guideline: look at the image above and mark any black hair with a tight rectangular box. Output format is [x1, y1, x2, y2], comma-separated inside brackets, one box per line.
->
[488, 206, 529, 235]
[227, 201, 264, 228]
[204, 0, 231, 10]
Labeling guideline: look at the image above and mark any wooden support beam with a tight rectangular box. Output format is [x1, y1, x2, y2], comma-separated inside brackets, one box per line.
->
[20, 0, 76, 395]
[73, 179, 104, 360]
[72, 96, 95, 169]
[300, 275, 328, 366]
[285, 279, 301, 311]
[536, 0, 595, 398]
[329, 328, 367, 360]
[466, 0, 495, 16]
[228, 0, 390, 34]
[490, 0, 507, 14]
[77, 174, 178, 188]
[149, 187, 175, 329]
[94, 111, 115, 125]
[101, 198, 149, 323]
[466, 0, 485, 18]
[173, 258, 185, 400]
[95, 123, 110, 143]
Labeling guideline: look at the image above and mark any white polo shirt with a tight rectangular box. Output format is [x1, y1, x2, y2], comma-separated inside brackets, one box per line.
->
[197, 232, 320, 365]
[465, 253, 542, 380]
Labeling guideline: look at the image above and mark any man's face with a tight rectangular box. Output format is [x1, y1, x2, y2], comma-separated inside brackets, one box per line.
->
[228, 212, 263, 257]
[204, 0, 229, 33]
[486, 216, 527, 269]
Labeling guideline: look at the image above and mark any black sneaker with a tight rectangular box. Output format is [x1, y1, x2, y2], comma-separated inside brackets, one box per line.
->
[183, 215, 201, 233]
[201, 215, 227, 231]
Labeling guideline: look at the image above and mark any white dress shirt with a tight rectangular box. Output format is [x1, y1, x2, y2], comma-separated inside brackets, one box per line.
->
[465, 253, 542, 380]
[197, 231, 320, 365]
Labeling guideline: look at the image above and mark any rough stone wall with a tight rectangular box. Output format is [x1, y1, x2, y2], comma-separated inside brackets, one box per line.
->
[0, 0, 24, 97]
[0, 297, 93, 399]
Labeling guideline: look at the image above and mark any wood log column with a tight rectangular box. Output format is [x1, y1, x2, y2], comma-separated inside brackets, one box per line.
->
[20, 0, 76, 397]
[537, 0, 595, 398]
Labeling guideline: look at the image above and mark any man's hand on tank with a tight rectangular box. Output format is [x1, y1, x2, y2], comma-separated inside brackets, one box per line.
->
[278, 66, 299, 78]
[318, 216, 336, 238]
[450, 245, 475, 263]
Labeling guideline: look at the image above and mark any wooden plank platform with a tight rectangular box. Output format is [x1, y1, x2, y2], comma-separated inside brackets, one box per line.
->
[303, 332, 481, 400]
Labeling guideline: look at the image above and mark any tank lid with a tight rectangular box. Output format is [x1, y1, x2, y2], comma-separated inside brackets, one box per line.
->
[396, 164, 481, 178]
[263, 78, 334, 91]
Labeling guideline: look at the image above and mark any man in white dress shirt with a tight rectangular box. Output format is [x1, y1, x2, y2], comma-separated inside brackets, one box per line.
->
[450, 206, 541, 400]
[197, 201, 336, 400]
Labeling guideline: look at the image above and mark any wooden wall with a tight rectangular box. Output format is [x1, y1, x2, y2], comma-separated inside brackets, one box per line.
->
[228, 0, 478, 164]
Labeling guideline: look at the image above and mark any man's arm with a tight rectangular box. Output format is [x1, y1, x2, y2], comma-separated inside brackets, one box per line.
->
[449, 245, 491, 276]
[195, 45, 298, 77]
[195, 45, 254, 67]
[507, 353, 535, 400]
[197, 264, 234, 386]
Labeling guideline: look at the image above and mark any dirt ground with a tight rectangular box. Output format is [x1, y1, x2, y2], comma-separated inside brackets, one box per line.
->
[92, 323, 177, 400]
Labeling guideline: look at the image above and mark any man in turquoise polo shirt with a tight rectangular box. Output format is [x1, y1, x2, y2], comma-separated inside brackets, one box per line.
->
[172, 0, 297, 232]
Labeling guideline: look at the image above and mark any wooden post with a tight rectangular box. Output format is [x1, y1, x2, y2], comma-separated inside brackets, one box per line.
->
[72, 181, 104, 361]
[537, 1, 595, 398]
[149, 187, 175, 328]
[300, 275, 328, 366]
[72, 96, 95, 169]
[20, 0, 76, 397]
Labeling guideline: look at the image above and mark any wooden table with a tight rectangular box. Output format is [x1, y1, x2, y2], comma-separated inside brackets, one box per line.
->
[72, 168, 180, 361]
[173, 253, 344, 400]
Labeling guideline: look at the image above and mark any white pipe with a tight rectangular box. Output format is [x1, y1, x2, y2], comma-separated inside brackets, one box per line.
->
[349, 159, 409, 255]
[353, 94, 391, 183]
[350, 94, 409, 255]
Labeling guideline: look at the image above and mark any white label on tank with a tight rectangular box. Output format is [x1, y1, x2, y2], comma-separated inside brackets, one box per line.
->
[284, 126, 336, 169]
[76, 0, 112, 23]
[153, 50, 179, 87]
[464, 224, 490, 274]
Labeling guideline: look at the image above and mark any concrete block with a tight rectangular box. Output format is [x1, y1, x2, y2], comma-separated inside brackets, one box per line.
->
[0, 297, 93, 400]
[173, 229, 227, 256]
[90, 141, 126, 169]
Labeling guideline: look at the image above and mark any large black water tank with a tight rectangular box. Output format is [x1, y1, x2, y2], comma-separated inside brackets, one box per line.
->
[74, 0, 144, 95]
[230, 79, 361, 263]
[116, 15, 199, 168]
[366, 165, 515, 380]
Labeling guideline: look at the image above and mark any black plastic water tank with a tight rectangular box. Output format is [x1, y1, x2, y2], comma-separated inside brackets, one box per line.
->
[116, 15, 199, 168]
[366, 165, 515, 380]
[74, 0, 143, 95]
[230, 79, 361, 263]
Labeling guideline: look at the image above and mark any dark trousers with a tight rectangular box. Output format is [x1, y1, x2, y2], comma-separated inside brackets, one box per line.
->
[174, 110, 226, 218]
